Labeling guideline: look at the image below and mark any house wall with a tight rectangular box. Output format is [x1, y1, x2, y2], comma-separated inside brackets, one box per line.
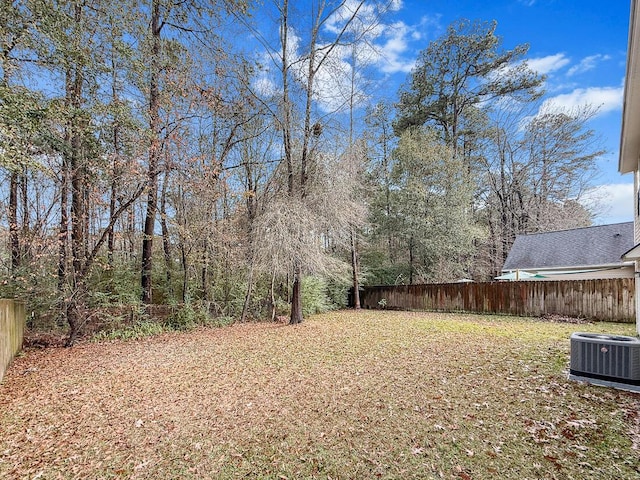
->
[636, 170, 640, 243]
[529, 266, 635, 281]
[622, 0, 640, 335]
[636, 168, 640, 335]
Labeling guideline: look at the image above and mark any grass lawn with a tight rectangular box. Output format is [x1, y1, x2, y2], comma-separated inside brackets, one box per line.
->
[1, 310, 639, 479]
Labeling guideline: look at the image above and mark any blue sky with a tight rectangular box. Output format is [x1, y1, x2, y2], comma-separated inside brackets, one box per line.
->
[333, 0, 633, 224]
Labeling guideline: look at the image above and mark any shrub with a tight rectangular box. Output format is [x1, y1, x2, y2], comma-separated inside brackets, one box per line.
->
[92, 320, 166, 342]
[326, 275, 351, 309]
[165, 300, 210, 331]
[302, 276, 333, 316]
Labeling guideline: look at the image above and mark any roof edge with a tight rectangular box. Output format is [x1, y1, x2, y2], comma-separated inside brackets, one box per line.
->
[620, 0, 640, 174]
[622, 243, 640, 260]
[511, 222, 633, 240]
[502, 262, 634, 273]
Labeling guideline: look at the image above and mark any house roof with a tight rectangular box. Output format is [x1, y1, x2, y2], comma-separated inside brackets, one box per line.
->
[620, 0, 640, 174]
[502, 222, 635, 271]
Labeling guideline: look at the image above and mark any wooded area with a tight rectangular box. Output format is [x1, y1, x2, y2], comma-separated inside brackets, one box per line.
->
[0, 1, 606, 342]
[358, 278, 636, 323]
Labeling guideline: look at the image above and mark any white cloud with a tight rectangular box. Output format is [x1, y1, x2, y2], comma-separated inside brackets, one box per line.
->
[324, 0, 374, 35]
[252, 75, 277, 98]
[323, 1, 420, 75]
[374, 21, 418, 74]
[311, 49, 370, 112]
[324, 0, 401, 36]
[581, 183, 634, 225]
[308, 4, 426, 111]
[567, 54, 611, 77]
[525, 54, 570, 75]
[540, 86, 624, 116]
[329, 2, 446, 75]
[252, 2, 429, 113]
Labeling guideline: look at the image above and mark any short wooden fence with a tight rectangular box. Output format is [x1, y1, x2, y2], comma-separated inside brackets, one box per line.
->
[358, 278, 635, 323]
[0, 300, 26, 383]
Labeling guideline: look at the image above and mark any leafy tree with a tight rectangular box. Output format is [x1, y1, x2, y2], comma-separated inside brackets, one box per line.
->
[0, 3, 608, 341]
[395, 18, 543, 157]
[390, 127, 482, 283]
[0, 1, 40, 274]
[360, 101, 406, 285]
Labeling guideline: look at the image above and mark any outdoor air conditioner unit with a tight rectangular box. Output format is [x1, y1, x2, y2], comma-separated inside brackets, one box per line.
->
[569, 332, 640, 393]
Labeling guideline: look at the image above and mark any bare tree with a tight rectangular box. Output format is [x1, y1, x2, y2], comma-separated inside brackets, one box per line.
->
[270, 0, 387, 323]
[139, 0, 248, 304]
[478, 105, 603, 275]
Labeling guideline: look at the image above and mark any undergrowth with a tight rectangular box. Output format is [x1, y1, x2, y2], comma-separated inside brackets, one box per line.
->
[92, 303, 235, 342]
[92, 320, 167, 341]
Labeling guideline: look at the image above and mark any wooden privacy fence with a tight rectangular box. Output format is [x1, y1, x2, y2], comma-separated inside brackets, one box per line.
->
[358, 278, 635, 323]
[0, 300, 26, 383]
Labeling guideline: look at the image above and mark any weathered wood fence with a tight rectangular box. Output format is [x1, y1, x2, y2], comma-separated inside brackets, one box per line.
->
[1, 300, 26, 383]
[358, 278, 635, 323]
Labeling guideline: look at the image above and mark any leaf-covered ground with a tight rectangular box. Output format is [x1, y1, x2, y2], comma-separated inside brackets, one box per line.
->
[1, 310, 639, 479]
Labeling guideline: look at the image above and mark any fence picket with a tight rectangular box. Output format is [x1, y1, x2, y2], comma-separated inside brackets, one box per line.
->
[358, 279, 635, 323]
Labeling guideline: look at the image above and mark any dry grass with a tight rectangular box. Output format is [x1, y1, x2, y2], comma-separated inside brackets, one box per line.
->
[1, 310, 639, 479]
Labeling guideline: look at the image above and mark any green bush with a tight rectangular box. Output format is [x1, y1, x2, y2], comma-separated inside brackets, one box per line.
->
[92, 320, 166, 341]
[326, 275, 351, 309]
[302, 276, 333, 316]
[165, 300, 210, 331]
[88, 258, 142, 306]
[275, 297, 290, 316]
[206, 315, 235, 328]
[359, 249, 410, 286]
[92, 302, 236, 342]
[0, 262, 61, 330]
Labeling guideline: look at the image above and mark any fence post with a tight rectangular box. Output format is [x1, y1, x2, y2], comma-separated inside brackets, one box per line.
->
[1, 300, 26, 383]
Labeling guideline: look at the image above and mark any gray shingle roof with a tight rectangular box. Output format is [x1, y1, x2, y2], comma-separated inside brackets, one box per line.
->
[502, 222, 635, 271]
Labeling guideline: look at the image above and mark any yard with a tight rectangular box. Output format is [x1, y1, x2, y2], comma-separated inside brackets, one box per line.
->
[1, 310, 639, 479]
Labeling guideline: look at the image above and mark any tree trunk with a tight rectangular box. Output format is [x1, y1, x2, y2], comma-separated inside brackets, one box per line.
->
[127, 206, 135, 258]
[20, 171, 29, 260]
[107, 49, 121, 268]
[269, 270, 277, 321]
[160, 168, 173, 299]
[65, 2, 87, 341]
[64, 279, 87, 347]
[290, 263, 303, 324]
[181, 243, 188, 303]
[9, 171, 20, 273]
[350, 230, 360, 309]
[107, 171, 117, 267]
[70, 124, 86, 292]
[58, 108, 70, 295]
[240, 262, 254, 322]
[201, 237, 209, 301]
[408, 235, 415, 285]
[65, 298, 80, 347]
[141, 0, 162, 304]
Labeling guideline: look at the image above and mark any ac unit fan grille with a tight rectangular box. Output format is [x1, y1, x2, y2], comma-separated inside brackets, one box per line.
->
[569, 332, 640, 388]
